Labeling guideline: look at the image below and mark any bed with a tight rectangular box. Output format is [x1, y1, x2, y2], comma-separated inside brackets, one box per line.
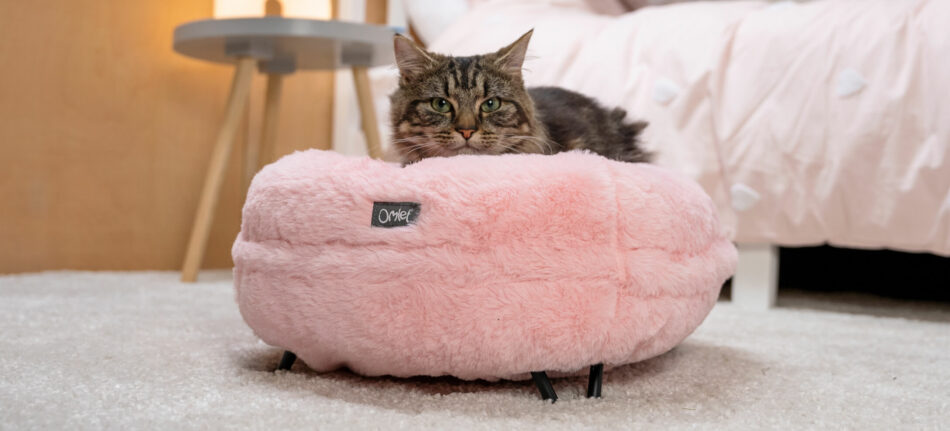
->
[368, 0, 950, 308]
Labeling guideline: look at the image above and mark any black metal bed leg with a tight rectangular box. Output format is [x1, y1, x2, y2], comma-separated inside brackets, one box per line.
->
[531, 371, 558, 402]
[276, 351, 297, 371]
[587, 363, 604, 398]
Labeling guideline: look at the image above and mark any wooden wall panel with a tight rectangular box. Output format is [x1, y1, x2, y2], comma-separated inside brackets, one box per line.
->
[0, 0, 334, 273]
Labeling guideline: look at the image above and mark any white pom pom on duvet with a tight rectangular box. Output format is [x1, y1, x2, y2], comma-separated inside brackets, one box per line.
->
[836, 69, 867, 97]
[766, 1, 796, 12]
[652, 78, 682, 105]
[730, 183, 761, 212]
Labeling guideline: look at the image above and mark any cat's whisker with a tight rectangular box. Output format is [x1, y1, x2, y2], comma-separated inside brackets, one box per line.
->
[402, 143, 433, 154]
[389, 135, 442, 159]
[400, 140, 441, 157]
[390, 137, 425, 145]
[499, 134, 555, 154]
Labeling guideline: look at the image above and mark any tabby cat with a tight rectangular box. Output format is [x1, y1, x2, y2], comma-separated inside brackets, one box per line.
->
[388, 30, 650, 164]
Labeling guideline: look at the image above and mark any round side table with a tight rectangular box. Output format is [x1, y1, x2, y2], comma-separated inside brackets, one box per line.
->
[174, 17, 394, 282]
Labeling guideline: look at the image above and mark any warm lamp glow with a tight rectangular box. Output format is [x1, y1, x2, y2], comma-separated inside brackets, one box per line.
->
[214, 0, 332, 19]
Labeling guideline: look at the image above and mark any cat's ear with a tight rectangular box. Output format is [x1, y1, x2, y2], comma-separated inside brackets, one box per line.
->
[493, 29, 533, 77]
[393, 34, 434, 79]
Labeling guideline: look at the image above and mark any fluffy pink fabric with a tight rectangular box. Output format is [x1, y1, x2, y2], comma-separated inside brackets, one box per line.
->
[232, 150, 737, 380]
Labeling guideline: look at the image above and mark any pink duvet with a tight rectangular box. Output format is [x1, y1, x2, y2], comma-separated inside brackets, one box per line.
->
[372, 0, 950, 256]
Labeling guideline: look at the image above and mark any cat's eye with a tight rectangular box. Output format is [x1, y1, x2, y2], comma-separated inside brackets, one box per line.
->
[430, 98, 451, 113]
[480, 97, 501, 113]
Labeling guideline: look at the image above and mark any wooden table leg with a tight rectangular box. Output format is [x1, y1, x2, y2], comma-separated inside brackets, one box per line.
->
[242, 73, 283, 193]
[257, 73, 283, 171]
[181, 57, 256, 282]
[351, 66, 383, 159]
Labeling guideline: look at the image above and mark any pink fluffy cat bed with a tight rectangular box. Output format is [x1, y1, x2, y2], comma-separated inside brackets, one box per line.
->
[232, 149, 737, 401]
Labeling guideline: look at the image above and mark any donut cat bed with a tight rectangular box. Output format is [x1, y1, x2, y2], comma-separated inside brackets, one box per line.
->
[232, 149, 737, 401]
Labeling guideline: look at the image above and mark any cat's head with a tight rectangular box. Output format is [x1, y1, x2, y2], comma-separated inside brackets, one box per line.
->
[388, 31, 546, 163]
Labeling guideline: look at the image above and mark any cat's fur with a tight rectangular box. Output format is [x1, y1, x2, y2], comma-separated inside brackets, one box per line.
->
[388, 30, 650, 164]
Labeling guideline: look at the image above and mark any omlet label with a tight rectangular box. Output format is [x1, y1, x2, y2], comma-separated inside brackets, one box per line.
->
[371, 202, 420, 228]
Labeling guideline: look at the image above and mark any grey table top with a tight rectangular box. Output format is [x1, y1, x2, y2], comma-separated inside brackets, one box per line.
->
[173, 17, 396, 72]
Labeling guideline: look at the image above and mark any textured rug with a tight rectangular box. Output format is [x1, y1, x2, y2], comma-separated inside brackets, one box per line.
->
[1, 271, 947, 430]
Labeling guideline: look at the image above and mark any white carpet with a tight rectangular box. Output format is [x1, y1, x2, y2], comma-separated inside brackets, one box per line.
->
[1, 271, 947, 430]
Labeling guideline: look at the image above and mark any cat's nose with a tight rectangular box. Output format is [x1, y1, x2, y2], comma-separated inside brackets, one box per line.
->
[456, 128, 476, 140]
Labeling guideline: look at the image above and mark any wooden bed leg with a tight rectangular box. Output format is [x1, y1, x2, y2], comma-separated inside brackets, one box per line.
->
[587, 363, 604, 398]
[732, 244, 779, 310]
[276, 351, 296, 371]
[530, 371, 558, 402]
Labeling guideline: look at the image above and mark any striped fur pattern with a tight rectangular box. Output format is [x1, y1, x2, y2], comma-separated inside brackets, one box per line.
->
[389, 31, 650, 165]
